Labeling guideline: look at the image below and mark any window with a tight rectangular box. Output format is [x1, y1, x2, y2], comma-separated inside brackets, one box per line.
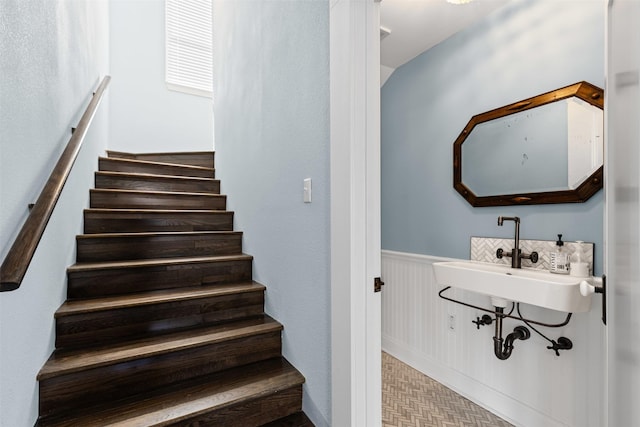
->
[165, 0, 213, 97]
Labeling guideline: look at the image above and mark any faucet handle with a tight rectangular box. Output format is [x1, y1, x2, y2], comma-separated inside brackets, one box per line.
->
[546, 337, 573, 356]
[472, 314, 493, 329]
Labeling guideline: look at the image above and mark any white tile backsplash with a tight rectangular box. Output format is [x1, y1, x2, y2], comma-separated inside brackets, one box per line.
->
[470, 236, 594, 275]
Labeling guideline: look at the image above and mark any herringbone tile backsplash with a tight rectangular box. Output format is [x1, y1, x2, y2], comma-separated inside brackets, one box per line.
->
[470, 236, 594, 275]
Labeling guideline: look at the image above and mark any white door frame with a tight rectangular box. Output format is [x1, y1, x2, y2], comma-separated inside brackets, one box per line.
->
[330, 0, 382, 426]
[605, 1, 640, 426]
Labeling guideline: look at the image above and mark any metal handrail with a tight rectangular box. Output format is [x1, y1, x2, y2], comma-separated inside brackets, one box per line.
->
[0, 76, 111, 291]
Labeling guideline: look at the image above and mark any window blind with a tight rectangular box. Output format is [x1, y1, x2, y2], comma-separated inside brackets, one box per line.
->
[165, 0, 213, 97]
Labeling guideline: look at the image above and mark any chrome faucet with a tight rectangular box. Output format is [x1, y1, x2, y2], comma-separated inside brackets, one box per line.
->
[496, 216, 538, 268]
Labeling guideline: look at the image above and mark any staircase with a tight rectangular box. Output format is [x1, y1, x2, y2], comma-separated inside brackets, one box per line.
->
[37, 151, 313, 427]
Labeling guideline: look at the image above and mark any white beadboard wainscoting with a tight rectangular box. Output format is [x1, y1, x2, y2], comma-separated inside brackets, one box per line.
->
[381, 250, 605, 427]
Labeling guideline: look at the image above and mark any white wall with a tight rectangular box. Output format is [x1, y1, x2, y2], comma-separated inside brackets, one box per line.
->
[382, 250, 605, 427]
[108, 0, 213, 153]
[0, 1, 110, 425]
[212, 1, 331, 426]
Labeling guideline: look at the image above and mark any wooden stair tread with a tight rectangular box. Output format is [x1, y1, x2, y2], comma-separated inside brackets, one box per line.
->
[56, 281, 265, 316]
[67, 253, 253, 273]
[95, 171, 219, 194]
[83, 208, 234, 234]
[38, 315, 282, 380]
[90, 188, 227, 210]
[106, 150, 215, 169]
[99, 157, 215, 180]
[85, 207, 231, 214]
[107, 150, 214, 156]
[76, 230, 243, 260]
[39, 358, 304, 427]
[90, 187, 226, 198]
[96, 170, 218, 182]
[99, 156, 215, 173]
[76, 230, 243, 240]
[66, 254, 254, 299]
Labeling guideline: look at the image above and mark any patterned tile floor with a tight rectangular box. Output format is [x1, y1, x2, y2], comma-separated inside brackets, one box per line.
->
[382, 352, 514, 427]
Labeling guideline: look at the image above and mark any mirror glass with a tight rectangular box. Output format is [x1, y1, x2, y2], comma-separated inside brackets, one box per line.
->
[453, 82, 604, 207]
[462, 99, 603, 196]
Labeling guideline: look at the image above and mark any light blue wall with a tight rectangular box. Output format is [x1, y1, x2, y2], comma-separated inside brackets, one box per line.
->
[0, 1, 110, 425]
[212, 1, 330, 426]
[381, 0, 605, 275]
[108, 0, 213, 153]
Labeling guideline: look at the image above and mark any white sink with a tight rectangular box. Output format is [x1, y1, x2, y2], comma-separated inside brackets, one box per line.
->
[433, 261, 593, 313]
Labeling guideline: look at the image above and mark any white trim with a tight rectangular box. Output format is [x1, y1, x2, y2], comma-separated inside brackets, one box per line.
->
[603, 3, 610, 424]
[330, 2, 353, 424]
[166, 83, 212, 98]
[382, 249, 462, 263]
[330, 1, 381, 425]
[365, 1, 382, 425]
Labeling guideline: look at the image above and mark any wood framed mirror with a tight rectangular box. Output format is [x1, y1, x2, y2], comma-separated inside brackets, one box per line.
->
[453, 81, 604, 207]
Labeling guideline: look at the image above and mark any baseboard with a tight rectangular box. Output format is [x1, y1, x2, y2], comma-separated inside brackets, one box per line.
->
[382, 334, 566, 427]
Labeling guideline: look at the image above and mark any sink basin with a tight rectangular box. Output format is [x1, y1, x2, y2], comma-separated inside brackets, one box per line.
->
[433, 261, 592, 312]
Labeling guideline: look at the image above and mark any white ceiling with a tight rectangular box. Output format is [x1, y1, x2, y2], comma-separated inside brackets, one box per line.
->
[380, 0, 509, 70]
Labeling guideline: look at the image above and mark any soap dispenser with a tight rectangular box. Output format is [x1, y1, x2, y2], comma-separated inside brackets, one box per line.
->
[550, 234, 570, 274]
[570, 241, 590, 277]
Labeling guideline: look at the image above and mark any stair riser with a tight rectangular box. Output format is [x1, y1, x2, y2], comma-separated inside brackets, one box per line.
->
[68, 259, 253, 299]
[39, 332, 282, 419]
[169, 385, 302, 427]
[56, 291, 265, 350]
[261, 412, 314, 427]
[76, 233, 243, 262]
[90, 190, 227, 210]
[84, 211, 234, 233]
[96, 173, 220, 194]
[99, 158, 214, 179]
[107, 151, 215, 169]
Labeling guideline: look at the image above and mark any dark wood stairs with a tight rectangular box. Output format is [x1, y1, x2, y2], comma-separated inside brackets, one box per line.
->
[37, 151, 313, 426]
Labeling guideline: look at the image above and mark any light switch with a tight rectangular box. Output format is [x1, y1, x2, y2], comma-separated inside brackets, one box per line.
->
[303, 178, 312, 203]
